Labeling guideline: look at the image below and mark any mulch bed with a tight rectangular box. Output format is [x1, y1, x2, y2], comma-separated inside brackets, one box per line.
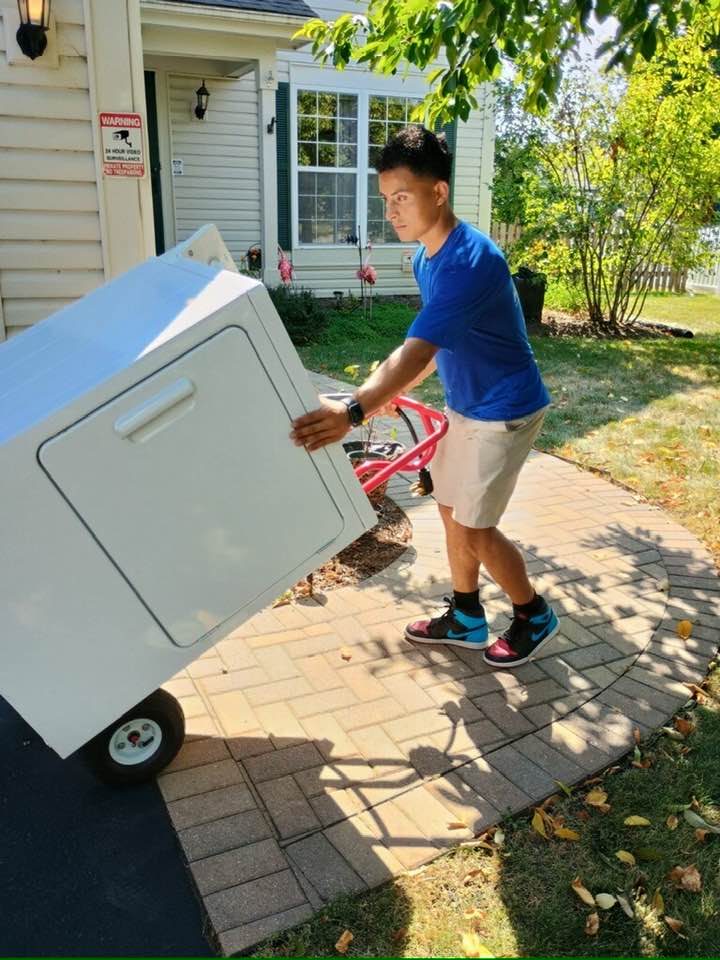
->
[533, 310, 693, 339]
[280, 496, 412, 603]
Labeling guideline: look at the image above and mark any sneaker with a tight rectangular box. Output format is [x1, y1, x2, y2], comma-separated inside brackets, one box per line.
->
[483, 598, 559, 668]
[405, 597, 489, 650]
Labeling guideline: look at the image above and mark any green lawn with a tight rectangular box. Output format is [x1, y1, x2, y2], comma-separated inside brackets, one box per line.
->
[299, 292, 720, 564]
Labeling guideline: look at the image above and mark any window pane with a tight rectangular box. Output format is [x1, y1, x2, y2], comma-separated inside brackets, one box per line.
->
[317, 173, 337, 195]
[337, 172, 356, 197]
[369, 96, 385, 120]
[368, 196, 384, 220]
[299, 220, 315, 243]
[387, 97, 405, 121]
[337, 222, 355, 242]
[318, 118, 336, 142]
[337, 196, 355, 220]
[299, 195, 315, 219]
[315, 220, 334, 243]
[297, 89, 317, 114]
[298, 142, 317, 166]
[299, 172, 316, 194]
[318, 143, 337, 166]
[388, 121, 405, 139]
[317, 92, 337, 117]
[369, 121, 386, 145]
[297, 116, 317, 141]
[316, 195, 336, 219]
[367, 221, 385, 243]
[339, 94, 357, 118]
[369, 145, 382, 169]
[338, 145, 357, 167]
[339, 118, 357, 143]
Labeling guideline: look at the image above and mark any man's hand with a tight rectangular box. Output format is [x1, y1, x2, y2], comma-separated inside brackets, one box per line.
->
[290, 396, 350, 451]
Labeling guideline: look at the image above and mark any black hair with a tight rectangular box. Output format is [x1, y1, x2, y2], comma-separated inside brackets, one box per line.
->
[375, 125, 453, 184]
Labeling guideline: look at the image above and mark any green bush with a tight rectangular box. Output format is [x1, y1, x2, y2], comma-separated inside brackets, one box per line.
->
[268, 285, 329, 346]
[543, 279, 586, 313]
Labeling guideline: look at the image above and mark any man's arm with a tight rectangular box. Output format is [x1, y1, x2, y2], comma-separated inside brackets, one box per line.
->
[290, 337, 437, 451]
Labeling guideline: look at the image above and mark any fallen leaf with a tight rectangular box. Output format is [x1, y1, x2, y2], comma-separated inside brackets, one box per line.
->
[624, 815, 651, 827]
[531, 809, 548, 839]
[597, 803, 612, 814]
[448, 821, 468, 830]
[635, 847, 664, 861]
[668, 864, 702, 893]
[684, 683, 707, 704]
[666, 815, 679, 830]
[633, 727, 641, 744]
[335, 929, 353, 954]
[493, 829, 505, 846]
[577, 810, 590, 822]
[463, 908, 486, 920]
[462, 869, 483, 886]
[555, 827, 581, 841]
[585, 788, 608, 807]
[572, 877, 596, 907]
[632, 759, 652, 769]
[674, 717, 695, 737]
[683, 809, 720, 834]
[664, 916, 687, 938]
[617, 894, 635, 918]
[460, 839, 495, 851]
[596, 893, 617, 910]
[461, 931, 493, 957]
[616, 850, 636, 866]
[677, 620, 693, 639]
[652, 888, 665, 914]
[554, 779, 572, 797]
[339, 646, 353, 661]
[541, 794, 560, 810]
[585, 912, 600, 936]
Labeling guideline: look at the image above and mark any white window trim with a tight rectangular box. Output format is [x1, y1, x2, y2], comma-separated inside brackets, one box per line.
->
[290, 81, 424, 250]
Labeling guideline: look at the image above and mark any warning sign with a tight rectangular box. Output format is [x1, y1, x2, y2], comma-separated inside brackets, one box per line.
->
[99, 112, 145, 178]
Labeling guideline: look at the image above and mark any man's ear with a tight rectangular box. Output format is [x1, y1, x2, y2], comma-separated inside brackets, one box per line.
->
[434, 180, 450, 206]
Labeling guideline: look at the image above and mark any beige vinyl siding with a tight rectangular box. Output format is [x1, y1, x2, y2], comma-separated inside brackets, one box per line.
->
[168, 73, 261, 265]
[0, 0, 102, 338]
[453, 86, 494, 232]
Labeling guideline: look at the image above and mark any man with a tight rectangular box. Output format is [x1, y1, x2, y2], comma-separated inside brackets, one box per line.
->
[290, 125, 559, 668]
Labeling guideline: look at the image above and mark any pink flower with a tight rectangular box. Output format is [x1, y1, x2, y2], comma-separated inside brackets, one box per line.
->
[277, 246, 294, 285]
[356, 264, 377, 285]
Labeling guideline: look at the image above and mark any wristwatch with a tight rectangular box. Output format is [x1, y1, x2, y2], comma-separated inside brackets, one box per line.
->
[344, 397, 365, 426]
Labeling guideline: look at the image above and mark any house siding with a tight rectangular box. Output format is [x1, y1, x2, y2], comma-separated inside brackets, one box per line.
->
[0, 0, 103, 337]
[167, 72, 262, 266]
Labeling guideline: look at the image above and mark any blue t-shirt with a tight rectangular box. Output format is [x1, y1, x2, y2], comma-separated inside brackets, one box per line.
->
[407, 221, 551, 421]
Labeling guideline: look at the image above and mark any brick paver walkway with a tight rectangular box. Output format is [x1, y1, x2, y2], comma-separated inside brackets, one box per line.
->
[158, 375, 719, 955]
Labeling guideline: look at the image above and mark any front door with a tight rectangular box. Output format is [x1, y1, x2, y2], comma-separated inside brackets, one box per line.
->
[144, 71, 165, 254]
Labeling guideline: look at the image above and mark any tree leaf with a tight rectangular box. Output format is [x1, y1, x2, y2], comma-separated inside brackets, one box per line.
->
[683, 809, 720, 834]
[595, 893, 617, 910]
[585, 788, 608, 807]
[666, 814, 679, 830]
[676, 620, 693, 639]
[668, 864, 702, 893]
[555, 827, 581, 841]
[617, 894, 634, 918]
[531, 809, 548, 838]
[652, 888, 665, 914]
[585, 912, 600, 936]
[624, 815, 651, 826]
[335, 929, 354, 954]
[461, 932, 494, 957]
[674, 717, 695, 737]
[493, 829, 505, 846]
[571, 877, 596, 906]
[462, 868, 483, 886]
[616, 850, 636, 866]
[695, 828, 710, 843]
[554, 779, 572, 797]
[665, 916, 687, 938]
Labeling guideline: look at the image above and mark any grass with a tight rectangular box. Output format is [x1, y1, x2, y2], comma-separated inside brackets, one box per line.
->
[254, 676, 720, 957]
[299, 292, 720, 564]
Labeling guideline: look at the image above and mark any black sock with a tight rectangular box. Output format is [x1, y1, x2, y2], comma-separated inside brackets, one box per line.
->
[453, 589, 482, 614]
[513, 592, 544, 617]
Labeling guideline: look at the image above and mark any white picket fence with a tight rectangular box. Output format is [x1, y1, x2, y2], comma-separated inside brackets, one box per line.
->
[687, 226, 720, 294]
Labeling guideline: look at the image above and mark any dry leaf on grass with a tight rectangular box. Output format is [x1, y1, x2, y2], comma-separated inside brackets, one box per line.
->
[685, 683, 708, 704]
[555, 827, 581, 841]
[463, 908, 486, 920]
[531, 809, 548, 839]
[652, 888, 665, 914]
[585, 788, 608, 807]
[554, 779, 572, 797]
[616, 850, 636, 866]
[683, 809, 720, 834]
[585, 912, 600, 936]
[335, 929, 353, 954]
[595, 893, 617, 910]
[462, 869, 483, 886]
[339, 647, 353, 662]
[668, 865, 702, 893]
[666, 814, 679, 830]
[616, 894, 635, 918]
[674, 717, 696, 737]
[571, 877, 596, 906]
[624, 815, 651, 826]
[696, 828, 711, 843]
[665, 916, 687, 938]
[676, 620, 693, 639]
[461, 931, 494, 957]
[447, 821, 468, 830]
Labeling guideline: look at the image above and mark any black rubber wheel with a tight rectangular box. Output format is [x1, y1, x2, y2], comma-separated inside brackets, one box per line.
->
[83, 689, 185, 786]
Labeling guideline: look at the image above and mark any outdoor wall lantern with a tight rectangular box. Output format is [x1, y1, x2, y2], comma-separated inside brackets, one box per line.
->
[195, 80, 210, 120]
[16, 0, 52, 60]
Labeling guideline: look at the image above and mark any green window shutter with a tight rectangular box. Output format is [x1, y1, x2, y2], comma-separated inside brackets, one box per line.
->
[276, 82, 291, 251]
[438, 119, 457, 203]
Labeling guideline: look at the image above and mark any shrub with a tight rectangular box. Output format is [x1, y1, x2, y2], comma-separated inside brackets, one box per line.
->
[268, 285, 329, 346]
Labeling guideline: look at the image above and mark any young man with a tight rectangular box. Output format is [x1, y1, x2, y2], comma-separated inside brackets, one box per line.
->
[290, 125, 559, 668]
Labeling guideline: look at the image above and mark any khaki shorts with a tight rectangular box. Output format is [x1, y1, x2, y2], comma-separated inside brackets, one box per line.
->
[431, 405, 548, 529]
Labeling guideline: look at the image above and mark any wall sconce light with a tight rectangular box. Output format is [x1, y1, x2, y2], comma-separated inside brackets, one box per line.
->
[266, 116, 276, 135]
[16, 0, 52, 60]
[195, 80, 210, 120]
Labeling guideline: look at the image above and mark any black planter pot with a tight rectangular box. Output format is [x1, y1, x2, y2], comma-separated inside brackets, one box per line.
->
[512, 266, 547, 326]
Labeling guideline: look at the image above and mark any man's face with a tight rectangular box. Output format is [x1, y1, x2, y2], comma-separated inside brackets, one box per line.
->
[378, 166, 447, 243]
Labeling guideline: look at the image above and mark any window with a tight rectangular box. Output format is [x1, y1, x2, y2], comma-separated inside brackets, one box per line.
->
[296, 89, 358, 245]
[293, 88, 423, 247]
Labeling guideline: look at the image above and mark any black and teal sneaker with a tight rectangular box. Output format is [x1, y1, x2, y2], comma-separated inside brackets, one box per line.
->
[405, 597, 489, 650]
[483, 597, 559, 668]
